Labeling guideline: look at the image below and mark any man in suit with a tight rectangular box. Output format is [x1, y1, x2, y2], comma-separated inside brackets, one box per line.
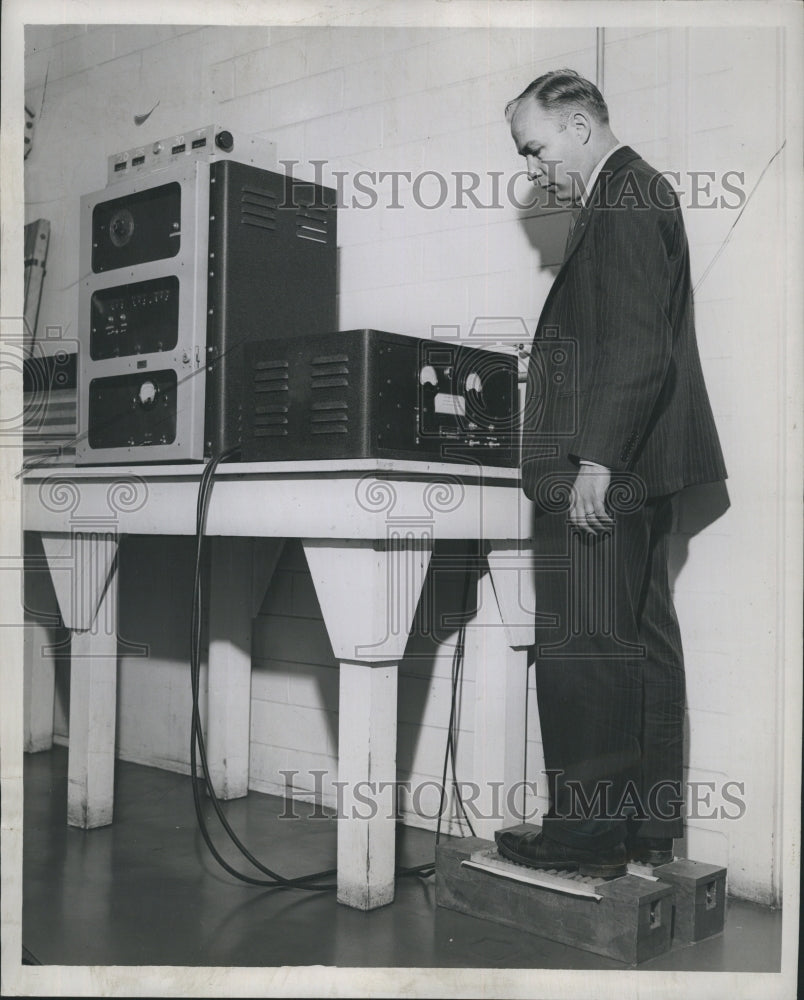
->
[497, 70, 727, 877]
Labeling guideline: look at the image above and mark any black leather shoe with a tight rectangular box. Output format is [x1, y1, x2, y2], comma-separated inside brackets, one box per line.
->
[628, 837, 674, 866]
[496, 830, 627, 878]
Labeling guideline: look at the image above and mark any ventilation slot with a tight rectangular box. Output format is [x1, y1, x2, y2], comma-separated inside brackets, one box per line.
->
[311, 354, 349, 390]
[254, 427, 289, 437]
[254, 361, 289, 394]
[296, 204, 330, 244]
[241, 185, 278, 231]
[254, 401, 289, 437]
[313, 353, 349, 364]
[311, 400, 349, 435]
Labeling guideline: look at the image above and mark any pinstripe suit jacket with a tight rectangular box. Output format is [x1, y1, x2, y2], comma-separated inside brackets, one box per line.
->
[521, 145, 727, 503]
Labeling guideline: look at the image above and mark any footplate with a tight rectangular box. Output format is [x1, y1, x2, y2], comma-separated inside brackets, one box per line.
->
[436, 827, 674, 965]
[463, 846, 606, 900]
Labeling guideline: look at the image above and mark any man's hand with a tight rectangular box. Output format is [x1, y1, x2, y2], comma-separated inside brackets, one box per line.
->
[570, 461, 613, 534]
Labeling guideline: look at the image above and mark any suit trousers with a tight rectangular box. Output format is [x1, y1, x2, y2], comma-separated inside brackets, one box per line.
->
[533, 494, 685, 850]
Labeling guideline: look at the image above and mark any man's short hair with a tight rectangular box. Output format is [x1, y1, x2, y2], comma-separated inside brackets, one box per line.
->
[505, 69, 609, 126]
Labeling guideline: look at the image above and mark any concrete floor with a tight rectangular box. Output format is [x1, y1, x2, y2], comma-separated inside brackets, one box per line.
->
[23, 745, 783, 971]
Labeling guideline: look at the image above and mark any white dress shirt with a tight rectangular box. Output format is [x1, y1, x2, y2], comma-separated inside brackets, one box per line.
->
[580, 141, 625, 206]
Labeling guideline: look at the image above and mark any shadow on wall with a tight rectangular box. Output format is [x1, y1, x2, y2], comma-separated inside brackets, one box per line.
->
[520, 207, 574, 271]
[24, 530, 71, 741]
[400, 540, 482, 779]
[670, 481, 730, 859]
[253, 538, 340, 756]
[670, 480, 730, 806]
[668, 481, 731, 591]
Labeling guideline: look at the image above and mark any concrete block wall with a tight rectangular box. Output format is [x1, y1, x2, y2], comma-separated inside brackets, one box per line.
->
[25, 22, 787, 901]
[668, 26, 785, 905]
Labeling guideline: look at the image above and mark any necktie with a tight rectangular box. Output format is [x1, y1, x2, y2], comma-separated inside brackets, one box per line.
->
[563, 208, 581, 261]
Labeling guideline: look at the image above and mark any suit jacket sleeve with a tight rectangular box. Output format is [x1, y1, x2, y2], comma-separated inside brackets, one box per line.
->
[570, 201, 675, 472]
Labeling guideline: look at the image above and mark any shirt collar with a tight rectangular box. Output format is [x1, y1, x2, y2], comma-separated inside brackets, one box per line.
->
[579, 142, 625, 207]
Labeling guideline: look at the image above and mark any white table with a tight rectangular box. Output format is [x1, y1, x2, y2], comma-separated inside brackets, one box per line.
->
[23, 459, 536, 910]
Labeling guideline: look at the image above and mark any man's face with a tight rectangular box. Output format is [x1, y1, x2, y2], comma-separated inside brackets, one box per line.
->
[510, 100, 586, 205]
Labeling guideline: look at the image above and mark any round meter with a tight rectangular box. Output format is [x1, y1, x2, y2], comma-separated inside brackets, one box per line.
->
[136, 379, 158, 409]
[109, 208, 135, 247]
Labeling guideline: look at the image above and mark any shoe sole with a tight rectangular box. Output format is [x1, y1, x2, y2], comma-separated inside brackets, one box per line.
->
[497, 840, 626, 879]
[577, 861, 627, 878]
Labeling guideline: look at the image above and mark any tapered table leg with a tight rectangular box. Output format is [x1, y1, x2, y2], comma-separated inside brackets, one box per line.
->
[23, 534, 59, 753]
[303, 538, 431, 909]
[42, 532, 119, 829]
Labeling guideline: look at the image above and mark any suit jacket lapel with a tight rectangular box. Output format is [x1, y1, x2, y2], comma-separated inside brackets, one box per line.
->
[536, 147, 641, 325]
[559, 145, 641, 268]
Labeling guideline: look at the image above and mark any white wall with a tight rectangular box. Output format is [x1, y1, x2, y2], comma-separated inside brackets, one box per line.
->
[25, 22, 789, 904]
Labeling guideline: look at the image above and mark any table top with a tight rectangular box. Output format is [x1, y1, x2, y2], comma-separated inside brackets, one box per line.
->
[22, 458, 532, 542]
[22, 457, 522, 483]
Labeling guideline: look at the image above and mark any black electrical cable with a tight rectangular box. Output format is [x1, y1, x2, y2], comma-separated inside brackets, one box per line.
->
[189, 466, 338, 889]
[448, 619, 477, 837]
[435, 549, 477, 847]
[392, 583, 476, 881]
[189, 451, 438, 888]
[398, 605, 475, 882]
[191, 453, 338, 888]
[189, 449, 338, 890]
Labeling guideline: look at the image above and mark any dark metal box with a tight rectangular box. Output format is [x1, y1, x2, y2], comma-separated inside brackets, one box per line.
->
[242, 328, 521, 467]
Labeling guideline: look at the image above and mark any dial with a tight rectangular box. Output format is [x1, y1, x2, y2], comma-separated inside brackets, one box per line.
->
[137, 379, 158, 409]
[109, 208, 135, 247]
[465, 372, 483, 393]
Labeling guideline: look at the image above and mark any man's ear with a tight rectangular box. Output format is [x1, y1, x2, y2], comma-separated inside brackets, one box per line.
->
[571, 111, 592, 145]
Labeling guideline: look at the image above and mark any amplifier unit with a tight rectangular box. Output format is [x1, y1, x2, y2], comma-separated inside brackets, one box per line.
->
[76, 127, 337, 464]
[242, 329, 520, 467]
